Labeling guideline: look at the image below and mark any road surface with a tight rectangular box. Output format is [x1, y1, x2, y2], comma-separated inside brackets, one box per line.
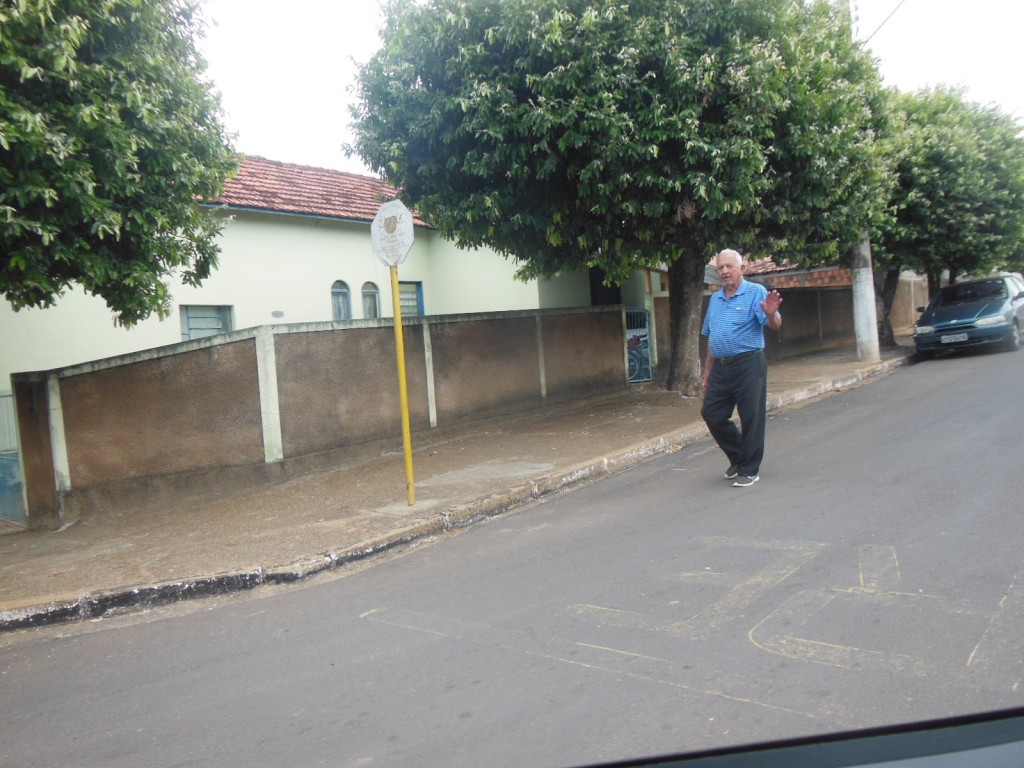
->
[2, 348, 1022, 767]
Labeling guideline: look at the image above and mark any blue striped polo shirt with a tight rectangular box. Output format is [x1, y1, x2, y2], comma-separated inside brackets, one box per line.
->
[701, 279, 769, 359]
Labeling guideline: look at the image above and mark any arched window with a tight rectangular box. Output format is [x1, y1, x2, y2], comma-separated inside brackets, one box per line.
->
[361, 282, 380, 319]
[331, 280, 351, 321]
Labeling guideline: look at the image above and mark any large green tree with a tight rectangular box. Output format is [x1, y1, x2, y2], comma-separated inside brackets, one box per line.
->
[872, 87, 1024, 342]
[1, 0, 236, 326]
[349, 0, 888, 394]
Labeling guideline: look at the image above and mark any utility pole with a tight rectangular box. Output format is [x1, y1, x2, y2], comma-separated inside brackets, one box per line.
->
[850, 235, 880, 362]
[844, 0, 880, 363]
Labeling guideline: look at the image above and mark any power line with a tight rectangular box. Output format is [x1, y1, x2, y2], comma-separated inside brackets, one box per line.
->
[859, 0, 910, 43]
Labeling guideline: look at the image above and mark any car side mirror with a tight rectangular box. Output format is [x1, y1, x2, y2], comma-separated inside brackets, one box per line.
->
[916, 306, 926, 313]
[1015, 291, 1024, 302]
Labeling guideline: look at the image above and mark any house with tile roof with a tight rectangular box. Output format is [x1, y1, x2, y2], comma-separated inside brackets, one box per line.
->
[3, 156, 662, 390]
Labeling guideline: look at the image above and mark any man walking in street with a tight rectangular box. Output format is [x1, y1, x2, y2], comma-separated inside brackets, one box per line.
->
[701, 249, 783, 487]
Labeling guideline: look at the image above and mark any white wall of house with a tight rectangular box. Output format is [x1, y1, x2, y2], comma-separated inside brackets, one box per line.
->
[1, 209, 564, 389]
[620, 271, 654, 308]
[537, 272, 592, 309]
[415, 235, 543, 315]
[182, 211, 395, 327]
[1, 288, 177, 387]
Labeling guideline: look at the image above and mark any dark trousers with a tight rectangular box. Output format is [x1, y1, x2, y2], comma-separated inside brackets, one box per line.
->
[701, 350, 767, 476]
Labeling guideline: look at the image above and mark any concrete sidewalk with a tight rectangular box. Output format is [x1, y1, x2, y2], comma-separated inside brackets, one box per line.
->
[0, 343, 914, 631]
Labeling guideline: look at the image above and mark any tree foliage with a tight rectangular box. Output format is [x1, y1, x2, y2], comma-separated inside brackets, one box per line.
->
[872, 87, 1024, 297]
[350, 0, 887, 393]
[0, 0, 236, 326]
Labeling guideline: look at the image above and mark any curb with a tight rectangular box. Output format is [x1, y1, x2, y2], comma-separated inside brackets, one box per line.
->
[0, 354, 911, 633]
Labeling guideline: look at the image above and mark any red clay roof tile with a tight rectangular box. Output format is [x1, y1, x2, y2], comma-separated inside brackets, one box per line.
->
[744, 257, 797, 276]
[210, 156, 429, 227]
[704, 256, 799, 276]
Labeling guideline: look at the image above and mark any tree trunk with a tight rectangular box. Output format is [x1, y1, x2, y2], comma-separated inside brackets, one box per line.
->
[665, 248, 706, 397]
[875, 267, 900, 348]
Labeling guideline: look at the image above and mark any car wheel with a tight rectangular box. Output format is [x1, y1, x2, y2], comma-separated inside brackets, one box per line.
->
[1006, 322, 1021, 352]
[914, 348, 933, 361]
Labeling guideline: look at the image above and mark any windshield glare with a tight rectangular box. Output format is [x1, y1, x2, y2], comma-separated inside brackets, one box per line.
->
[937, 280, 1006, 305]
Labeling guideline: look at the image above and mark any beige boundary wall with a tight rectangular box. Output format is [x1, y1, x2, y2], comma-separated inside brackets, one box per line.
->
[12, 307, 626, 530]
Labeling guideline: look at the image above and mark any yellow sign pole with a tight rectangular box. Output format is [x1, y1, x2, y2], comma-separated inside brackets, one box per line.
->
[372, 199, 416, 506]
[390, 264, 415, 506]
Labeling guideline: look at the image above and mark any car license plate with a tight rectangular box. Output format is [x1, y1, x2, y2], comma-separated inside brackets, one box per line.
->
[941, 333, 969, 343]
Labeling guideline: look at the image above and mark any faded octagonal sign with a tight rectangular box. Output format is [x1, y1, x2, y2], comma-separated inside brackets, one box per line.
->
[371, 199, 415, 267]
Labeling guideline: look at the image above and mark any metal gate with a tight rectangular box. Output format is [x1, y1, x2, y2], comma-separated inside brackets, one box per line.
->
[0, 392, 25, 525]
[625, 308, 653, 383]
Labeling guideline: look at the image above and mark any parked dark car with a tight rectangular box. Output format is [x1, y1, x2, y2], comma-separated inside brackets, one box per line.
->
[913, 273, 1024, 357]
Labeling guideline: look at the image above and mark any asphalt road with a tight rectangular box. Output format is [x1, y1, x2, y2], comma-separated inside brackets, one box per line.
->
[2, 347, 1023, 768]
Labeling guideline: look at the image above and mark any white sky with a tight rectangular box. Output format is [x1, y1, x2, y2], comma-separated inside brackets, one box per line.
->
[198, 0, 1024, 176]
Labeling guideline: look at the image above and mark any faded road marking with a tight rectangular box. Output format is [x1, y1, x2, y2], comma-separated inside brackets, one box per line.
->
[573, 538, 825, 640]
[359, 606, 820, 720]
[749, 588, 927, 676]
[859, 545, 901, 591]
[967, 569, 1024, 692]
